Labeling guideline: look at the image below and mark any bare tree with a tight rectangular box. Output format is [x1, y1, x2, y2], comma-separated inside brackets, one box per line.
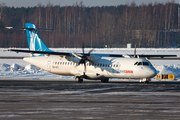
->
[0, 2, 6, 22]
[90, 7, 101, 46]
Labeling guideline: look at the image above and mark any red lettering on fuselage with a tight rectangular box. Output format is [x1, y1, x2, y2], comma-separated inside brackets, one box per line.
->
[124, 70, 133, 74]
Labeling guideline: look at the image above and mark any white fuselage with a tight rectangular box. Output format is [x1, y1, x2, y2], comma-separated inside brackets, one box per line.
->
[23, 56, 157, 80]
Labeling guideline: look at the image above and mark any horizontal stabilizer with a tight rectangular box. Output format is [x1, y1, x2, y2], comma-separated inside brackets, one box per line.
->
[5, 26, 53, 30]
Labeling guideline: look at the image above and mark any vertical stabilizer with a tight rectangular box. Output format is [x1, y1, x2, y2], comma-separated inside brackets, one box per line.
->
[25, 23, 52, 56]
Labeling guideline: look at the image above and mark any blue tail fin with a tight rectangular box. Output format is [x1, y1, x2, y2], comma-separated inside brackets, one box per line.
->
[25, 23, 52, 56]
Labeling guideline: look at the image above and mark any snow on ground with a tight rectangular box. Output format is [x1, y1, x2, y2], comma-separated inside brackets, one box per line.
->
[0, 59, 73, 80]
[151, 60, 180, 80]
[0, 48, 180, 81]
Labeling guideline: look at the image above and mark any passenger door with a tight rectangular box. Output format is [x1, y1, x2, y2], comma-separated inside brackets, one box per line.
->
[47, 61, 51, 72]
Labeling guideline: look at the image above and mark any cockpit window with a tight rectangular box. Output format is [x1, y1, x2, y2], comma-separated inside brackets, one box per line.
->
[137, 62, 142, 65]
[134, 62, 138, 65]
[134, 61, 151, 66]
[148, 62, 153, 66]
[143, 62, 149, 66]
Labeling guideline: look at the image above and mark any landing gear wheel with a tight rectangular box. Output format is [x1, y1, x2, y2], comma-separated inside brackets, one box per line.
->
[75, 76, 83, 83]
[140, 78, 151, 84]
[101, 78, 109, 83]
[144, 81, 149, 84]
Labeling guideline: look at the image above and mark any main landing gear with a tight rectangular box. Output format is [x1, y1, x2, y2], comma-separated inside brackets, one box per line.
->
[75, 76, 83, 83]
[101, 78, 109, 83]
[75, 77, 109, 83]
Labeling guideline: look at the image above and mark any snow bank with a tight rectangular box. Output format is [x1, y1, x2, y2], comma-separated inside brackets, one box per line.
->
[0, 63, 45, 79]
[0, 63, 72, 80]
[155, 64, 180, 79]
[0, 64, 11, 71]
[11, 64, 24, 71]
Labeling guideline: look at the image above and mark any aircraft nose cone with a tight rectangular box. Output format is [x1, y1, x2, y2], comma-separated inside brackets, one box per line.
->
[149, 68, 157, 78]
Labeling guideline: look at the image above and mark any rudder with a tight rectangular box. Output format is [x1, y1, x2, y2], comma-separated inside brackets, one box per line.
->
[25, 23, 52, 52]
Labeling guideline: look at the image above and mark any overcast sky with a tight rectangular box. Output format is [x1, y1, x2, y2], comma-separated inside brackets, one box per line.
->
[0, 0, 180, 7]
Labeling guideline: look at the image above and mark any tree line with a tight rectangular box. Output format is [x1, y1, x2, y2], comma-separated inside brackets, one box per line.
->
[0, 1, 179, 48]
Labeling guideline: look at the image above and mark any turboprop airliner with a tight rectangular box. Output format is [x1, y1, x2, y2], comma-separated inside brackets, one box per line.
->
[5, 23, 157, 83]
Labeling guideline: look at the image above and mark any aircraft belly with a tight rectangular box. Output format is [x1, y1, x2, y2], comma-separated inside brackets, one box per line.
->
[51, 65, 73, 76]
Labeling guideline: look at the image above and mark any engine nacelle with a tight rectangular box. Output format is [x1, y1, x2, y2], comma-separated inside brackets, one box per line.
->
[87, 55, 101, 62]
[65, 56, 80, 63]
[65, 54, 101, 64]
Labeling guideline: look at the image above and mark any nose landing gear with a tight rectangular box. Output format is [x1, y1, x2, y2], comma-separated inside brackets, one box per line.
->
[140, 78, 151, 84]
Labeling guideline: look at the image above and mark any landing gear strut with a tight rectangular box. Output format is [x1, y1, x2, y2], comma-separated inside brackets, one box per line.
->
[140, 78, 151, 84]
[101, 78, 109, 83]
[75, 76, 83, 83]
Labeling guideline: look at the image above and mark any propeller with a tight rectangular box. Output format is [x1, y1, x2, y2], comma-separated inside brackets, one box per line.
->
[73, 44, 94, 73]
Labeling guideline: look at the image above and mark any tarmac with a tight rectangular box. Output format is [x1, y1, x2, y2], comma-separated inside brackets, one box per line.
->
[0, 79, 180, 120]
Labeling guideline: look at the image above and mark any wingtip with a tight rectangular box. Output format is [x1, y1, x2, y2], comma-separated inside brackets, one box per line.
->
[5, 26, 13, 29]
[3, 49, 10, 51]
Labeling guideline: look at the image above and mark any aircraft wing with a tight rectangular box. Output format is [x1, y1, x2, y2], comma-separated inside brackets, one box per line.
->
[4, 49, 177, 58]
[4, 49, 71, 56]
[131, 54, 177, 58]
[99, 54, 177, 58]
[4, 49, 124, 58]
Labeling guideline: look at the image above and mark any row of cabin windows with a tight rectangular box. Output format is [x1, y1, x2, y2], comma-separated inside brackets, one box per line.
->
[53, 61, 120, 68]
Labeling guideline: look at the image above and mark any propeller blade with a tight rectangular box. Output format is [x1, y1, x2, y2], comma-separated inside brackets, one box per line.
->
[84, 62, 86, 72]
[88, 48, 95, 55]
[72, 52, 82, 59]
[82, 44, 85, 55]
